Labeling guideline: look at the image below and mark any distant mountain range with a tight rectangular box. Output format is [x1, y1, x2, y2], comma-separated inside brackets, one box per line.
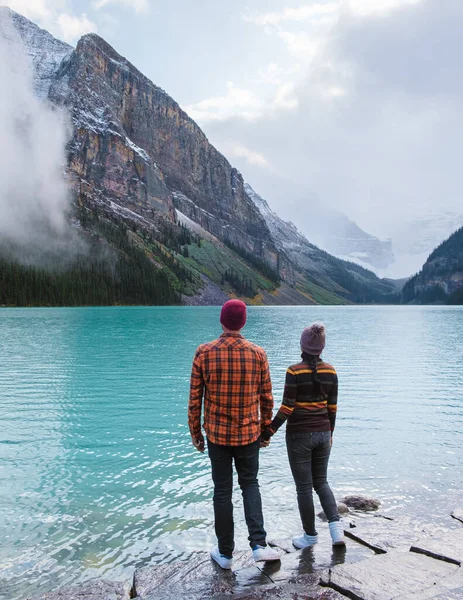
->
[1, 8, 459, 306]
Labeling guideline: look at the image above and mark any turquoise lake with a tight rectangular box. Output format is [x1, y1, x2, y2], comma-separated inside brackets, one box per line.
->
[1, 306, 462, 599]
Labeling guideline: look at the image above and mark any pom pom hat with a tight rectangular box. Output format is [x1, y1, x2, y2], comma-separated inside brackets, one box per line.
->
[220, 299, 247, 331]
[300, 322, 326, 355]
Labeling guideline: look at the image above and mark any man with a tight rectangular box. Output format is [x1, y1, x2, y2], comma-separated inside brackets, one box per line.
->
[188, 299, 280, 569]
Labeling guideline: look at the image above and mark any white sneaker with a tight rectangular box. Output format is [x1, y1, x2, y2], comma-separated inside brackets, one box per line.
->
[210, 546, 233, 569]
[252, 545, 281, 562]
[292, 533, 318, 549]
[329, 521, 346, 546]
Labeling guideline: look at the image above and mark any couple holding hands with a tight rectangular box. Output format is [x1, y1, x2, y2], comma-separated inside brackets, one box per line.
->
[188, 300, 345, 570]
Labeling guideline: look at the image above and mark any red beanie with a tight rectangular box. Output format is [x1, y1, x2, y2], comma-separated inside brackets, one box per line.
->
[220, 299, 247, 331]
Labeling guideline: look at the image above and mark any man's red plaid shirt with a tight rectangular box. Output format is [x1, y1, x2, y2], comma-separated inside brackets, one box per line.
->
[188, 333, 274, 446]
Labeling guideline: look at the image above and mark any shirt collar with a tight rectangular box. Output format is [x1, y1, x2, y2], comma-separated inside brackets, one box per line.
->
[220, 332, 244, 339]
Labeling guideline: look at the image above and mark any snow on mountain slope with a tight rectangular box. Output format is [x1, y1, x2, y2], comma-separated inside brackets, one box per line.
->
[1, 7, 72, 99]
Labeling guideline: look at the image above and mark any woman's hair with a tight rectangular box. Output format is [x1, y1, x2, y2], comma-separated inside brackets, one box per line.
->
[301, 351, 322, 397]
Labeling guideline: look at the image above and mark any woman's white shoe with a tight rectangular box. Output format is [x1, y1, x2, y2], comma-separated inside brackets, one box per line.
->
[329, 521, 346, 546]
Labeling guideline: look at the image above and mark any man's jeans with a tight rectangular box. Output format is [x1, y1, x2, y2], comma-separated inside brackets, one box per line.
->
[286, 431, 340, 536]
[207, 438, 267, 557]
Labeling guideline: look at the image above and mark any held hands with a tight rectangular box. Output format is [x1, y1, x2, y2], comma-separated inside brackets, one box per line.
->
[192, 434, 205, 453]
[260, 428, 272, 448]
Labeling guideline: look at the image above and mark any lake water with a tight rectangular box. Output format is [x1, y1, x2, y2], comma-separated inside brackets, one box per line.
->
[1, 306, 462, 599]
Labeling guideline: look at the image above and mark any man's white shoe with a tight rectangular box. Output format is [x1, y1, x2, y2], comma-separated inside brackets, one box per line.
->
[210, 546, 233, 569]
[252, 545, 281, 562]
[329, 521, 346, 546]
[292, 533, 318, 549]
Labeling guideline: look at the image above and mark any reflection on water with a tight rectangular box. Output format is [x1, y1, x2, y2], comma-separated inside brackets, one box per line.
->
[0, 306, 462, 599]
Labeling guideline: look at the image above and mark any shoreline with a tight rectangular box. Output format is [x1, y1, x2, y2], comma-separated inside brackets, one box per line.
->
[25, 503, 463, 600]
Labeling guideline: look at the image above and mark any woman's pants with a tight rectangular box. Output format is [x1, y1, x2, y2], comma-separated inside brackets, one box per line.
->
[286, 431, 339, 536]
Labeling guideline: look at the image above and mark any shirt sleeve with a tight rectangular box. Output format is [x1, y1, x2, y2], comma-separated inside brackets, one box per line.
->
[188, 347, 204, 438]
[259, 351, 274, 433]
[327, 373, 338, 433]
[262, 367, 297, 439]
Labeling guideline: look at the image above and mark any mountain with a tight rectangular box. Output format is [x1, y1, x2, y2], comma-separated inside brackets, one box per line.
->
[241, 171, 395, 271]
[386, 211, 463, 279]
[5, 7, 72, 99]
[246, 184, 399, 304]
[402, 226, 463, 304]
[1, 8, 399, 306]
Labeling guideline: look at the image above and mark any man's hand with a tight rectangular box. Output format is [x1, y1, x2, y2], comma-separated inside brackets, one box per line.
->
[192, 434, 205, 453]
[330, 435, 333, 448]
[260, 438, 270, 448]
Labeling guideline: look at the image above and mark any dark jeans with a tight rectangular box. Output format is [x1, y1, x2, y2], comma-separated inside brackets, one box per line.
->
[286, 431, 339, 536]
[207, 438, 267, 557]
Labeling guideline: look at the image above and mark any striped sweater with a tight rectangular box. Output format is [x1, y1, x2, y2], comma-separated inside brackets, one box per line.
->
[263, 359, 338, 439]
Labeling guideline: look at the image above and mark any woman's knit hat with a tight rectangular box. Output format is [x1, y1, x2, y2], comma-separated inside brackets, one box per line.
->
[300, 322, 326, 355]
[220, 299, 247, 331]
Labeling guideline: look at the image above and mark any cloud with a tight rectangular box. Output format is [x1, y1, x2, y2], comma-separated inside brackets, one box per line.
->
[229, 144, 269, 168]
[184, 82, 263, 122]
[57, 13, 97, 42]
[93, 0, 150, 13]
[243, 0, 423, 28]
[197, 0, 463, 274]
[0, 13, 78, 261]
[4, 0, 97, 42]
[243, 3, 339, 28]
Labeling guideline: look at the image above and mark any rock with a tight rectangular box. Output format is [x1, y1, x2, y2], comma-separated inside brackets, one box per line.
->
[320, 550, 459, 600]
[211, 577, 346, 599]
[27, 579, 132, 600]
[451, 508, 463, 524]
[133, 551, 270, 600]
[338, 511, 424, 553]
[263, 534, 372, 585]
[410, 528, 463, 566]
[399, 568, 463, 600]
[343, 530, 388, 555]
[317, 503, 349, 521]
[340, 495, 381, 511]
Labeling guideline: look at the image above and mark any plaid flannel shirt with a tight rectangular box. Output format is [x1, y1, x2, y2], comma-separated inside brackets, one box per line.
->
[188, 333, 274, 446]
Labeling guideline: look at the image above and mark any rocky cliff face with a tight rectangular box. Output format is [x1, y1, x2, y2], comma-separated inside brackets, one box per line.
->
[4, 8, 400, 305]
[46, 32, 278, 267]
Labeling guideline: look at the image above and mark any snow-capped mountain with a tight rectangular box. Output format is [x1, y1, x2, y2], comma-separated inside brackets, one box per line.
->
[245, 184, 398, 301]
[3, 7, 72, 99]
[1, 7, 401, 304]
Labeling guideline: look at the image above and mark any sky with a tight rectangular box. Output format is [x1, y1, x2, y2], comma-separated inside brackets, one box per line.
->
[3, 0, 463, 263]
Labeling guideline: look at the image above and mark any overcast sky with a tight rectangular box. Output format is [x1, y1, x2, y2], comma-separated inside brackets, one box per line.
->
[4, 0, 463, 242]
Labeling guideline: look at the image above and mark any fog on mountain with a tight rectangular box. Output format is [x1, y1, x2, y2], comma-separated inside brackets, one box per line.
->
[0, 10, 76, 266]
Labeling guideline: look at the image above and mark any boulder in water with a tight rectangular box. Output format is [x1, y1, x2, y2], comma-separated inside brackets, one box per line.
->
[340, 495, 381, 511]
[317, 502, 349, 521]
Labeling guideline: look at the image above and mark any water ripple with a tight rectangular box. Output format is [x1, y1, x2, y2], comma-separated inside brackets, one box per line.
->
[0, 306, 462, 600]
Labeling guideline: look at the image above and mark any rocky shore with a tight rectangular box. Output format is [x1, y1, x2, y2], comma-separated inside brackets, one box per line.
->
[27, 498, 463, 600]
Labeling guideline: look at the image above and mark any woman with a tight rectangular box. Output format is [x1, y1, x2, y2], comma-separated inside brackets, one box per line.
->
[262, 322, 345, 548]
